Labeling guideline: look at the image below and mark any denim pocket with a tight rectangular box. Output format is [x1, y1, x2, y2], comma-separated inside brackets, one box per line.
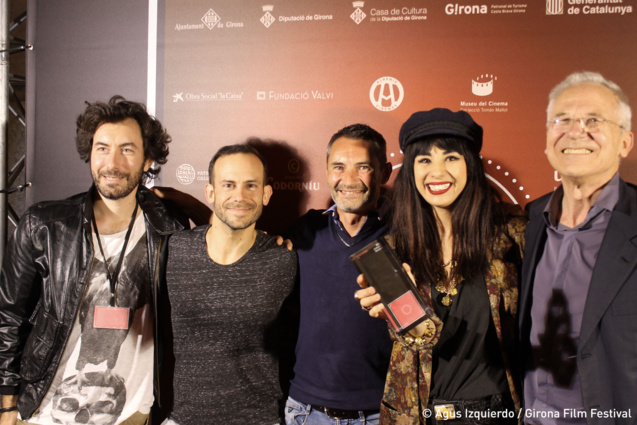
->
[284, 397, 308, 425]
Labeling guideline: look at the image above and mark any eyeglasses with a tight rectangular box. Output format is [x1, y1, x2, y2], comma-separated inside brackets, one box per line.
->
[548, 117, 625, 133]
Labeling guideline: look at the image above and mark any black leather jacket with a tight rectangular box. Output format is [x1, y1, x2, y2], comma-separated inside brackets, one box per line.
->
[0, 185, 184, 419]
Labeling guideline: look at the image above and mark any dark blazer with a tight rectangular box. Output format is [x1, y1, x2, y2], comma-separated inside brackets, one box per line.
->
[519, 179, 637, 424]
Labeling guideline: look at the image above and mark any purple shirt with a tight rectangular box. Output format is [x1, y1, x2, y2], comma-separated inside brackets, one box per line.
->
[524, 173, 620, 424]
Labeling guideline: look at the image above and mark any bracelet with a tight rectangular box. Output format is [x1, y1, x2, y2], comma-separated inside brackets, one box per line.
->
[0, 406, 17, 414]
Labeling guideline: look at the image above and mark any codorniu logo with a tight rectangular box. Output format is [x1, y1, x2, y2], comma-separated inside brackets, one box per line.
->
[261, 5, 275, 28]
[546, 0, 564, 15]
[370, 77, 404, 112]
[202, 9, 221, 29]
[351, 1, 367, 24]
[472, 74, 497, 96]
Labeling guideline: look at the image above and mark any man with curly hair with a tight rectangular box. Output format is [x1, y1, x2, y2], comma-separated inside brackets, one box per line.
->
[0, 96, 186, 425]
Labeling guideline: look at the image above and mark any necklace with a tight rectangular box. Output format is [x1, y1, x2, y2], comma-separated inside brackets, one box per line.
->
[435, 260, 463, 306]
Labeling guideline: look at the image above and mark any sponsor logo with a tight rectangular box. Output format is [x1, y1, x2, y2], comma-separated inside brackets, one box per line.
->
[201, 9, 221, 29]
[351, 1, 367, 24]
[444, 3, 528, 16]
[261, 5, 276, 28]
[174, 8, 245, 31]
[263, 6, 333, 25]
[445, 3, 488, 15]
[472, 74, 496, 96]
[546, 0, 564, 14]
[176, 164, 196, 185]
[560, 0, 633, 16]
[369, 77, 404, 111]
[171, 92, 245, 102]
[288, 159, 301, 174]
[256, 90, 334, 101]
[368, 6, 428, 22]
[459, 74, 508, 113]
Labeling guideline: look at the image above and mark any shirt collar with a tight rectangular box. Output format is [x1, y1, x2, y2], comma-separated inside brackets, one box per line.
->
[543, 172, 621, 228]
[323, 197, 388, 236]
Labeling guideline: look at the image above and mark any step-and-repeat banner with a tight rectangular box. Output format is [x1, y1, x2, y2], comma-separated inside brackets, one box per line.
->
[158, 0, 637, 232]
[27, 0, 637, 234]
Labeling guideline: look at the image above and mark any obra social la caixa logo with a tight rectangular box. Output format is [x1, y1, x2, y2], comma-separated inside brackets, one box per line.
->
[369, 77, 404, 111]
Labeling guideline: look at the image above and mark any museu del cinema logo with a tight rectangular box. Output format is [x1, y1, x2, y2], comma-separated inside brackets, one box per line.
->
[472, 74, 497, 96]
[369, 77, 404, 111]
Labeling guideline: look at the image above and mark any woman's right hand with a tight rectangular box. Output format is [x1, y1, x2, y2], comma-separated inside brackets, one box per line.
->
[355, 274, 387, 320]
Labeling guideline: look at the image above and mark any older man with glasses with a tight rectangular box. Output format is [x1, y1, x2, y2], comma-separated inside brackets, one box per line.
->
[519, 71, 637, 424]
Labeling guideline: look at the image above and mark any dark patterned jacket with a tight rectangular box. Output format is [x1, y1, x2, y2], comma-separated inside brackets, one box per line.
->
[380, 212, 526, 424]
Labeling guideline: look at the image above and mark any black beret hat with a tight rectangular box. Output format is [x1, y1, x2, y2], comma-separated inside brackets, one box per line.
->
[399, 108, 483, 152]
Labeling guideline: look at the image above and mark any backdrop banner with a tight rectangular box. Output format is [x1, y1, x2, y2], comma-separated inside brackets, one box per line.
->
[29, 0, 637, 233]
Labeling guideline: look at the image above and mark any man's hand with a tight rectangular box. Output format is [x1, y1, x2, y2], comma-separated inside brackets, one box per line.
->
[355, 274, 387, 319]
[152, 186, 212, 226]
[275, 236, 293, 251]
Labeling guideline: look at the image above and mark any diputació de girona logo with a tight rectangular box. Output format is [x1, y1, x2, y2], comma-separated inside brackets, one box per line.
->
[369, 77, 404, 111]
[176, 164, 196, 185]
[261, 5, 275, 28]
[351, 1, 367, 24]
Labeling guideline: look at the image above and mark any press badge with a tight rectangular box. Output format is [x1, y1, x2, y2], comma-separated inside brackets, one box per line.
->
[93, 306, 130, 330]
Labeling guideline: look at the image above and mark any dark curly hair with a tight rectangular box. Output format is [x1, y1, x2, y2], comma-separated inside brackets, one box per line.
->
[75, 95, 171, 181]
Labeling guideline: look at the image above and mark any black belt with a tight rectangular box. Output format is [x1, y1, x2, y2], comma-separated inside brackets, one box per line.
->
[311, 404, 379, 420]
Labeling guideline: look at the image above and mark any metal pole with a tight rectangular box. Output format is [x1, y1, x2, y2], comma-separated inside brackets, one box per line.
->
[0, 0, 8, 264]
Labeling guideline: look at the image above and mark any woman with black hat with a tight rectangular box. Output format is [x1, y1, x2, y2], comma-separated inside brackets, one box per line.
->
[357, 108, 525, 424]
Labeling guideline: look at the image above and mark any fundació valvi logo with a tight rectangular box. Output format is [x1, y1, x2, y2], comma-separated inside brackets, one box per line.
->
[261, 5, 275, 27]
[546, 0, 564, 15]
[351, 1, 367, 24]
[370, 77, 404, 111]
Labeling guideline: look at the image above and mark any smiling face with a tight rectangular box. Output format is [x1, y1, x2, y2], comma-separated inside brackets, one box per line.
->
[326, 137, 384, 216]
[206, 153, 272, 231]
[414, 145, 467, 213]
[546, 82, 634, 187]
[90, 118, 151, 201]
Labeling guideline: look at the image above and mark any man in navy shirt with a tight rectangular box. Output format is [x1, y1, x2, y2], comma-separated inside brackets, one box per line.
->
[284, 124, 393, 425]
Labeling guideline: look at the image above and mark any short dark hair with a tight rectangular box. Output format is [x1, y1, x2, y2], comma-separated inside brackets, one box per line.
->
[208, 143, 268, 184]
[326, 124, 387, 167]
[75, 95, 171, 181]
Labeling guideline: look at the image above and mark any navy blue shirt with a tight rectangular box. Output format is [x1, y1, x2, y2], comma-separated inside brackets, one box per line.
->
[286, 204, 393, 410]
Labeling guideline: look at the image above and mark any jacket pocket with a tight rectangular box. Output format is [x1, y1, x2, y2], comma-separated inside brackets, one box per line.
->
[20, 305, 60, 382]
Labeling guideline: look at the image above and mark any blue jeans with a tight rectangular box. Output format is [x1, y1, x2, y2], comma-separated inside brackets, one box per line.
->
[284, 397, 380, 425]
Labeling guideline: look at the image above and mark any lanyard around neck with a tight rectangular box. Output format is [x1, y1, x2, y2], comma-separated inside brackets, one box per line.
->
[91, 202, 140, 307]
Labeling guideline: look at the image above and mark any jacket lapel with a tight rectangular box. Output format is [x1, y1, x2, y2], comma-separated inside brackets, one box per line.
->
[579, 181, 637, 348]
[519, 195, 551, 330]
